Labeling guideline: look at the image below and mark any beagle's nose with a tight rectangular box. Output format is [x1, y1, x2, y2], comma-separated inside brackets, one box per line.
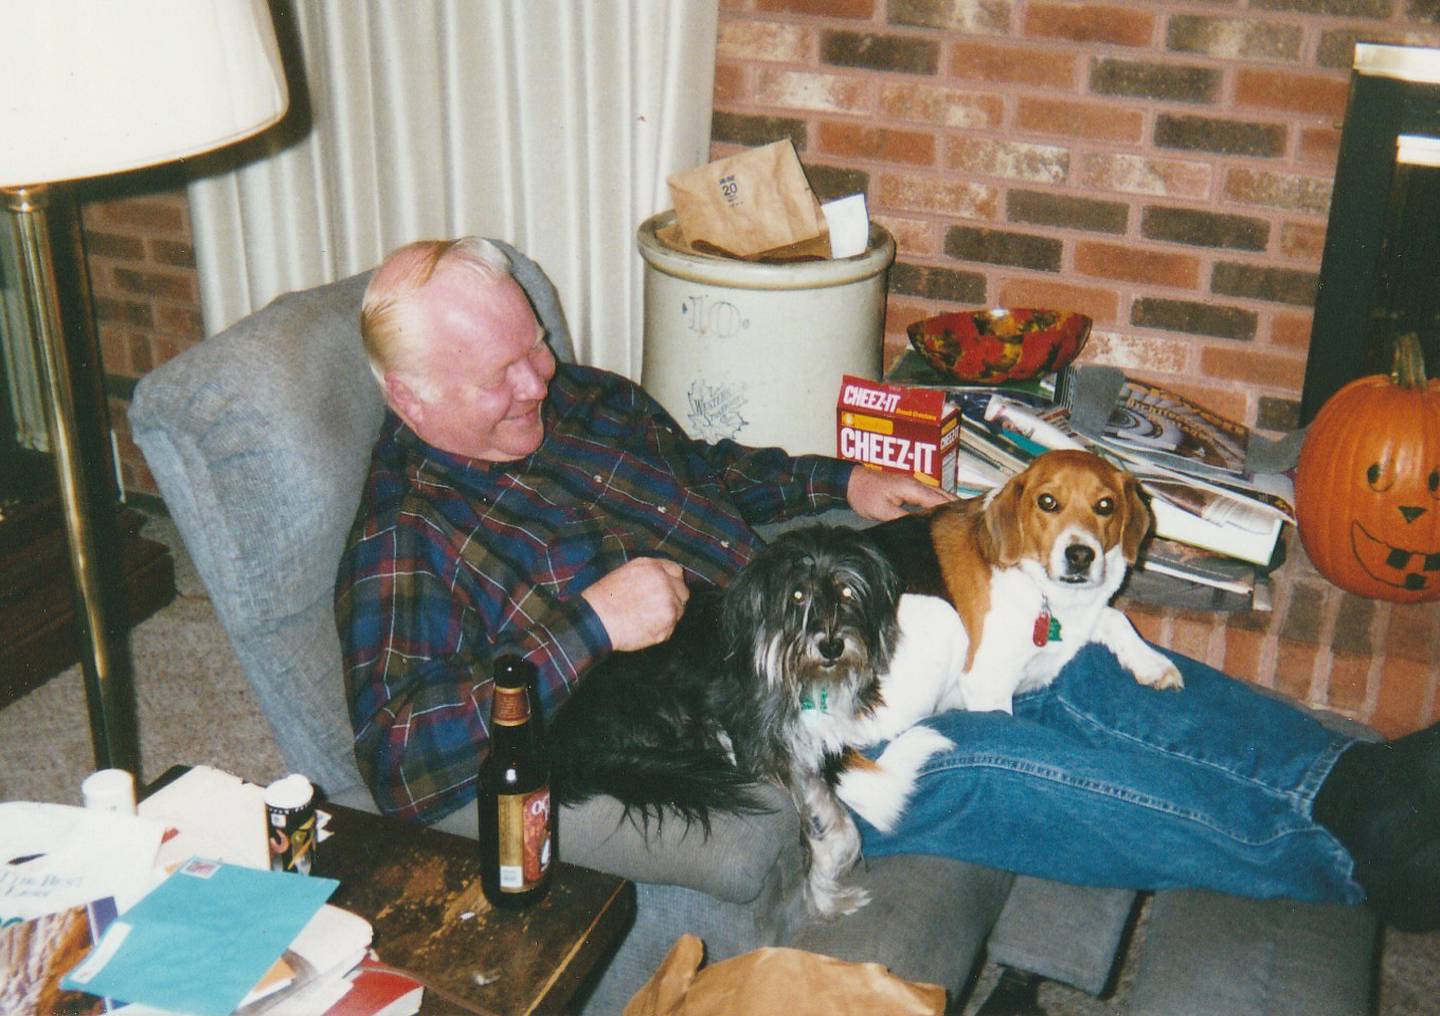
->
[1400, 505, 1428, 523]
[1065, 544, 1095, 572]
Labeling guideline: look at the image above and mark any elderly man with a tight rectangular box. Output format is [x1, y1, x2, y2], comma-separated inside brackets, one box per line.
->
[336, 236, 1440, 932]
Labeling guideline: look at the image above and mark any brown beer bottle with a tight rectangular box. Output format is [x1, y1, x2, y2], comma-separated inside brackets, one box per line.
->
[478, 654, 554, 908]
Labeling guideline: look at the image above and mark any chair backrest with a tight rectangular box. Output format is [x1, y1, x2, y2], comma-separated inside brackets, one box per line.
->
[129, 242, 574, 806]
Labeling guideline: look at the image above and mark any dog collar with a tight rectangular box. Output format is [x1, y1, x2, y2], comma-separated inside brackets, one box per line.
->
[800, 688, 829, 712]
[1033, 602, 1062, 647]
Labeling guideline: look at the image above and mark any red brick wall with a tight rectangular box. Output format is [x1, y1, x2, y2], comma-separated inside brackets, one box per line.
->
[78, 180, 203, 498]
[712, 0, 1440, 432]
[1125, 531, 1440, 738]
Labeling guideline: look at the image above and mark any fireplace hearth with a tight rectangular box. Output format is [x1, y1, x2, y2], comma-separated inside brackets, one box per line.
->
[1304, 42, 1440, 424]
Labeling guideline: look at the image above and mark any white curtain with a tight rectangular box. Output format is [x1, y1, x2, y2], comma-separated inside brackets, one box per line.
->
[188, 0, 717, 377]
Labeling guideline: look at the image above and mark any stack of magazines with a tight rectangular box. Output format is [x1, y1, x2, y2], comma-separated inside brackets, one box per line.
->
[886, 351, 1293, 612]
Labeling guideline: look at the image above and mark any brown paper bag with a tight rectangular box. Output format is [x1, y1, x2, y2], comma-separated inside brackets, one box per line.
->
[666, 140, 831, 261]
[623, 934, 946, 1016]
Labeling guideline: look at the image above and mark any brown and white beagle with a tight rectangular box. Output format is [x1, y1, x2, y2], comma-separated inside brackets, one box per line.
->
[881, 448, 1182, 710]
[836, 451, 1183, 831]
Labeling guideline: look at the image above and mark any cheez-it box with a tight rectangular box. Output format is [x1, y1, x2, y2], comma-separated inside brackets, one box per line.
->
[836, 374, 958, 490]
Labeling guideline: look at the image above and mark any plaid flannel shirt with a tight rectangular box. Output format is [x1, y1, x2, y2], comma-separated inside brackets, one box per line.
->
[335, 364, 855, 822]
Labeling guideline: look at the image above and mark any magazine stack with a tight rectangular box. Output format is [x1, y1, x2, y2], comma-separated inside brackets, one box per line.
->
[884, 350, 1294, 612]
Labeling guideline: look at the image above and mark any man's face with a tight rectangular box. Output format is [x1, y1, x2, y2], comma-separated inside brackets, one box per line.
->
[393, 264, 556, 461]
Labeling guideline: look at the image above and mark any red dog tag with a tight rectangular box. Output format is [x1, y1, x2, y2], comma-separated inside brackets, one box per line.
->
[1033, 610, 1051, 647]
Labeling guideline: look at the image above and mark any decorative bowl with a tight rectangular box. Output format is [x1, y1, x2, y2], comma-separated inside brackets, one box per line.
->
[906, 308, 1092, 384]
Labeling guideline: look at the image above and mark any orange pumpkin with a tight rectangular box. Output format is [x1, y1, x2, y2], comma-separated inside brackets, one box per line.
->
[1296, 333, 1440, 602]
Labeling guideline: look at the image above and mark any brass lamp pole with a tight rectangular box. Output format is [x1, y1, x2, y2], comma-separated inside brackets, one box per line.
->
[3, 184, 132, 769]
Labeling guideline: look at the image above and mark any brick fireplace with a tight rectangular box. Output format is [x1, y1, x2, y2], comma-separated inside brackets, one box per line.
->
[1304, 39, 1440, 422]
[70, 1, 1440, 733]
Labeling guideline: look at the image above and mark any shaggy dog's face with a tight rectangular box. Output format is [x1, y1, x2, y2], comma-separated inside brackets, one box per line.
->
[723, 528, 903, 695]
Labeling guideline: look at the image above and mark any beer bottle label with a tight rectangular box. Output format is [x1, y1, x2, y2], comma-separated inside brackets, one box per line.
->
[496, 786, 552, 891]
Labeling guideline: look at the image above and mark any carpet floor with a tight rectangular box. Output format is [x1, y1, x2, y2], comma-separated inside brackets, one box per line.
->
[2, 510, 1434, 1014]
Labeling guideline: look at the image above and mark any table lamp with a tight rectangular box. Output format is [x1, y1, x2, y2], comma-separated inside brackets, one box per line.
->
[0, 0, 288, 770]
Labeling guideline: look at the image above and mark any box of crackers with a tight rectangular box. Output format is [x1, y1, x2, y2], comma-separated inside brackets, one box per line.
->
[836, 374, 958, 490]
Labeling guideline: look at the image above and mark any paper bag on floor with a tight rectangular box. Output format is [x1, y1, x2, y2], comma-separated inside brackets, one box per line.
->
[623, 934, 945, 1016]
[665, 140, 830, 261]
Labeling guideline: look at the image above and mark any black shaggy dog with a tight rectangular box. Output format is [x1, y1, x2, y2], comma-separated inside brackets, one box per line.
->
[547, 525, 905, 917]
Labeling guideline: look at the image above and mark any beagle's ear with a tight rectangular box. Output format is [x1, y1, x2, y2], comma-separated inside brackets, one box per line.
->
[1120, 474, 1152, 564]
[982, 476, 1026, 567]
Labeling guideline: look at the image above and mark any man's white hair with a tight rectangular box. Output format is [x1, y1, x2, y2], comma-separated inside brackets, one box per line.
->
[360, 237, 515, 396]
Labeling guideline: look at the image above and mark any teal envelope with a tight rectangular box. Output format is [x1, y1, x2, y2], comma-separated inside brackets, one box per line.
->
[61, 857, 338, 1016]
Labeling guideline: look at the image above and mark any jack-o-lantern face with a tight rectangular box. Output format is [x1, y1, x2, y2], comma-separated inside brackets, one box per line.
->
[1296, 335, 1440, 603]
[1340, 451, 1440, 596]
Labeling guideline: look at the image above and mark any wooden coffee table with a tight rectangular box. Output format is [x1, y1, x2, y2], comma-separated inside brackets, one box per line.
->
[143, 768, 635, 1015]
[316, 800, 636, 1015]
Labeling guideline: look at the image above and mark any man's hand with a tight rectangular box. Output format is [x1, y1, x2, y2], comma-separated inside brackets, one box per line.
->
[846, 466, 954, 521]
[581, 557, 690, 652]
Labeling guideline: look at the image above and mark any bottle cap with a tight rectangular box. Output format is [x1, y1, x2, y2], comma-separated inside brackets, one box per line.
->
[264, 773, 314, 810]
[81, 768, 136, 814]
[494, 654, 535, 690]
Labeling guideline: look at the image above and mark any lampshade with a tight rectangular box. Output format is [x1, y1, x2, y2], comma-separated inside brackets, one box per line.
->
[0, 0, 288, 188]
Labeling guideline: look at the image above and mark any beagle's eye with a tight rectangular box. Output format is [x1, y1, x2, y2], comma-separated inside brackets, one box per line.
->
[1037, 493, 1059, 512]
[1095, 497, 1115, 517]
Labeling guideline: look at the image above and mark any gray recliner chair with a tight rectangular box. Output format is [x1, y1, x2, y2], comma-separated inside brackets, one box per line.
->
[128, 243, 1378, 1015]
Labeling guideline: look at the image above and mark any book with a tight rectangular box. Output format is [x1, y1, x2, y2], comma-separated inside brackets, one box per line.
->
[1122, 567, 1268, 613]
[1093, 428, 1296, 525]
[0, 803, 164, 925]
[1136, 537, 1260, 597]
[0, 898, 120, 1016]
[956, 416, 1033, 475]
[1101, 378, 1249, 475]
[1143, 487, 1283, 567]
[954, 449, 1012, 491]
[1089, 376, 1298, 509]
[321, 956, 424, 1016]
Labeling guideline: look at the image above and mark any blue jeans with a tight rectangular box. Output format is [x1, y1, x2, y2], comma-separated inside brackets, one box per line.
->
[859, 644, 1365, 904]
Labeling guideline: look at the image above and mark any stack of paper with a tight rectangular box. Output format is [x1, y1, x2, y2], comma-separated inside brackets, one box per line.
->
[139, 765, 270, 871]
[5, 766, 421, 1016]
[234, 904, 378, 1014]
[1067, 367, 1294, 573]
